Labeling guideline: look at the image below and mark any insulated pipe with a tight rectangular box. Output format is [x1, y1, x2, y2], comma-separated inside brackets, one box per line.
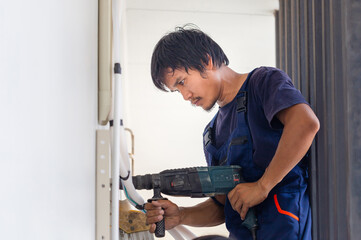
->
[168, 229, 185, 240]
[111, 0, 122, 239]
[111, 1, 145, 239]
[111, 0, 143, 211]
[111, 70, 121, 240]
[174, 225, 197, 240]
[124, 128, 135, 175]
[112, 0, 121, 63]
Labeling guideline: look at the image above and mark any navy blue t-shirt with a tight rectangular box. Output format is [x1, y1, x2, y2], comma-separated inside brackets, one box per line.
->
[205, 67, 308, 169]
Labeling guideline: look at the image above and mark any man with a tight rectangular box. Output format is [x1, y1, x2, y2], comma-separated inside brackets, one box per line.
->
[145, 26, 319, 240]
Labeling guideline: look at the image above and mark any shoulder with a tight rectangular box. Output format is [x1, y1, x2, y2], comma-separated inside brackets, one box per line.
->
[249, 67, 289, 84]
[248, 67, 294, 96]
[247, 67, 308, 128]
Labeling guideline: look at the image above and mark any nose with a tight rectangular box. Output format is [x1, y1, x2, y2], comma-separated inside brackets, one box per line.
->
[179, 88, 192, 101]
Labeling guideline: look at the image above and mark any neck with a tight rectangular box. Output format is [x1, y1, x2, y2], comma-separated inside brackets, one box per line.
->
[216, 66, 248, 107]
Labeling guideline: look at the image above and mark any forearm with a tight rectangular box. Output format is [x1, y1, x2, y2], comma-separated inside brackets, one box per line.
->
[179, 198, 225, 227]
[259, 104, 320, 192]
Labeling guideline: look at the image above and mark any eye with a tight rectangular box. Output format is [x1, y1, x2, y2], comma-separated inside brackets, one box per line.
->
[178, 79, 185, 86]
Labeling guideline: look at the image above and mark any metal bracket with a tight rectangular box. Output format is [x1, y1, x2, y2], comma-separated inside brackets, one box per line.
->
[96, 129, 111, 240]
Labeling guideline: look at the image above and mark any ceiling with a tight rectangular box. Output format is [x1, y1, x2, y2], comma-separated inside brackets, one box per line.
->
[126, 0, 279, 15]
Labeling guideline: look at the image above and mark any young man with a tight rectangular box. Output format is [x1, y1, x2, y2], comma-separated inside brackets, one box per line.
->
[145, 27, 319, 240]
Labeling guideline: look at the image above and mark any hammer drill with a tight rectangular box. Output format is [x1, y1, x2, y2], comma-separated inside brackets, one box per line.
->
[120, 165, 258, 239]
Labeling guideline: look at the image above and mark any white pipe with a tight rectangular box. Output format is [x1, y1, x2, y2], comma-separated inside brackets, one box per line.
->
[175, 225, 197, 240]
[112, 0, 121, 63]
[111, 0, 121, 239]
[112, 73, 121, 240]
[111, 1, 145, 238]
[168, 228, 185, 240]
[111, 0, 144, 210]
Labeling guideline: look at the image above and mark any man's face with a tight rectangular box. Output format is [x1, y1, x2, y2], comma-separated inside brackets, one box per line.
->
[163, 67, 220, 111]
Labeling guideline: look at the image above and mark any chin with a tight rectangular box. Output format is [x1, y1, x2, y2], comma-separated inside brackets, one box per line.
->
[203, 102, 216, 112]
[198, 98, 217, 112]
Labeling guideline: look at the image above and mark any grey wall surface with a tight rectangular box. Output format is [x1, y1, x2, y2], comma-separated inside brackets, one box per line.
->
[275, 0, 361, 239]
[345, 1, 361, 239]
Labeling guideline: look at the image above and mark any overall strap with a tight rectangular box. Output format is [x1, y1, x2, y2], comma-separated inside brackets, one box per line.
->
[236, 91, 247, 113]
[235, 71, 252, 113]
[203, 70, 254, 150]
[203, 69, 256, 162]
[203, 113, 218, 147]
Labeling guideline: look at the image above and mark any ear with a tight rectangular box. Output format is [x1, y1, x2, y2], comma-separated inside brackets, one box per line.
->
[205, 54, 214, 70]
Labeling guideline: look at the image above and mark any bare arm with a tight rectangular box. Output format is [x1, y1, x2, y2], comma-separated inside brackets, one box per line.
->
[180, 195, 225, 227]
[228, 103, 320, 219]
[259, 103, 320, 191]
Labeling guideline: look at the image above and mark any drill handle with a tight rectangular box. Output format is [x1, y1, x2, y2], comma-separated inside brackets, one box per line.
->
[241, 207, 258, 232]
[148, 195, 168, 238]
[155, 214, 166, 237]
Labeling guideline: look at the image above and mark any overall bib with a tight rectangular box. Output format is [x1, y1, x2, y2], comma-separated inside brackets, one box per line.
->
[203, 77, 312, 240]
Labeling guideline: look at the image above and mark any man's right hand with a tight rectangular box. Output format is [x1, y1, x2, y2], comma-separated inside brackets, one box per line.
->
[144, 199, 182, 233]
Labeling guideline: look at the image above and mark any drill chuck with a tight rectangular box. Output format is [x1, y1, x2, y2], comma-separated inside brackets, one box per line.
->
[132, 174, 158, 190]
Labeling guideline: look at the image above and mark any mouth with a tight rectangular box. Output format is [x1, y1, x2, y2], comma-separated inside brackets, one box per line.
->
[191, 98, 201, 106]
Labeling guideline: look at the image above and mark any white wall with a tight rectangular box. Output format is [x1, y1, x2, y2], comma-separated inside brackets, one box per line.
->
[0, 1, 97, 239]
[123, 0, 278, 238]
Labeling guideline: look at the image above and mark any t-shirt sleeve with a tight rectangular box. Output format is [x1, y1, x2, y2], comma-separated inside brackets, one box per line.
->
[254, 68, 308, 129]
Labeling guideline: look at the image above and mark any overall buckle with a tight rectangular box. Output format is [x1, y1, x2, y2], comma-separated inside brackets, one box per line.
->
[203, 128, 212, 147]
[237, 92, 247, 112]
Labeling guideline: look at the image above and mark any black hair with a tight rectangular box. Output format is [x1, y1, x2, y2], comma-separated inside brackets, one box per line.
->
[151, 24, 229, 91]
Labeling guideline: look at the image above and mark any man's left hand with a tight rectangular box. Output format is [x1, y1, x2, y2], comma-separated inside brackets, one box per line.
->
[227, 181, 269, 220]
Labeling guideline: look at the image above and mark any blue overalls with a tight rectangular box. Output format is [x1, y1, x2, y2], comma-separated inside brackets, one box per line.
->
[203, 77, 312, 240]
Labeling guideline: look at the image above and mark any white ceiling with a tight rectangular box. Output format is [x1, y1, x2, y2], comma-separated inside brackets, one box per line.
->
[126, 0, 279, 15]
